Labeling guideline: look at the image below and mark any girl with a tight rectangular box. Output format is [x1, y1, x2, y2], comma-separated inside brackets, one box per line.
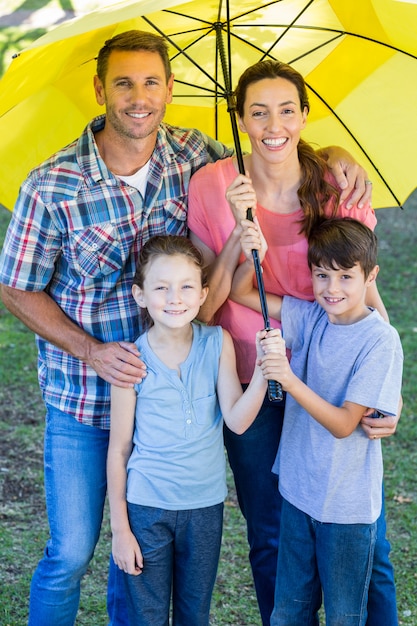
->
[107, 234, 280, 626]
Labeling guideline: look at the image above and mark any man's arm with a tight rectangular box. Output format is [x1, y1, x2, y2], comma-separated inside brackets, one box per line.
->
[320, 145, 372, 208]
[0, 285, 146, 387]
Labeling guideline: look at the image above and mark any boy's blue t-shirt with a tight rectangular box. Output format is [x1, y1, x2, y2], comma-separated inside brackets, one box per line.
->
[273, 297, 403, 524]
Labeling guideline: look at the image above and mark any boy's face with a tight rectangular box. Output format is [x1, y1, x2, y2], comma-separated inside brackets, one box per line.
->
[311, 262, 378, 325]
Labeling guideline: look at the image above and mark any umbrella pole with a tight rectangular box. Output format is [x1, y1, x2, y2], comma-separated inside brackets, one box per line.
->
[216, 23, 283, 402]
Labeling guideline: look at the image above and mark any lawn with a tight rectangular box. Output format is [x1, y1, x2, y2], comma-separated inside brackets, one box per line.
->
[0, 3, 416, 623]
[1, 198, 416, 625]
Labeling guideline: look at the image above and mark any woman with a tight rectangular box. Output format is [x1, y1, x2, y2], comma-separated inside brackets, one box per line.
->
[187, 59, 399, 626]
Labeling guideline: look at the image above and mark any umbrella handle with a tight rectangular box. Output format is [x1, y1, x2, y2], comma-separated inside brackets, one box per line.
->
[250, 246, 284, 403]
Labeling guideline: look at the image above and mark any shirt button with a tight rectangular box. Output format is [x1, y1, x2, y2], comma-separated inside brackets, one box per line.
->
[186, 419, 192, 424]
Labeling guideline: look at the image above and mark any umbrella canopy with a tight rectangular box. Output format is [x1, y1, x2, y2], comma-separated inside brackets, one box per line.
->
[1, 0, 417, 210]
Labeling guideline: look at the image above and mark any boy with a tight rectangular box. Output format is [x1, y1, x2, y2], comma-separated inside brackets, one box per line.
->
[231, 217, 403, 625]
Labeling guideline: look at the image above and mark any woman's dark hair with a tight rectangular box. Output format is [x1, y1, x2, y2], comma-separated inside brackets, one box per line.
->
[133, 235, 208, 289]
[96, 30, 172, 85]
[234, 59, 340, 236]
[307, 217, 378, 278]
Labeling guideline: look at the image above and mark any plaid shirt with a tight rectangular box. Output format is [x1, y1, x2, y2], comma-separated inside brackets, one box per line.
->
[0, 116, 231, 428]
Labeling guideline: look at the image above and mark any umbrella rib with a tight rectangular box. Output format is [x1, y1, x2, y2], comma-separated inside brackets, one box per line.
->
[172, 80, 220, 95]
[306, 82, 403, 208]
[260, 0, 315, 60]
[142, 16, 226, 92]
[229, 23, 417, 60]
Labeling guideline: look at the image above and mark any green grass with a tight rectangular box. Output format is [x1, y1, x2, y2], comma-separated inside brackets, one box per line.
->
[0, 7, 416, 623]
[0, 199, 417, 625]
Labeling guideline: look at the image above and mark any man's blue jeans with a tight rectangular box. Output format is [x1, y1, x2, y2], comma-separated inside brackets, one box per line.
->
[271, 499, 377, 626]
[224, 392, 398, 626]
[28, 406, 129, 626]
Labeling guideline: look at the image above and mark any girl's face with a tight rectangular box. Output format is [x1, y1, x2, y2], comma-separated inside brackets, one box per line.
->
[132, 254, 208, 330]
[238, 76, 308, 165]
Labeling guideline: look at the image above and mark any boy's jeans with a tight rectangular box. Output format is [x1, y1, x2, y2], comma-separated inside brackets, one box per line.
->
[271, 498, 377, 626]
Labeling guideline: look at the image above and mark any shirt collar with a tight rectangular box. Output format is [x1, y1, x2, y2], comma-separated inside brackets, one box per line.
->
[75, 116, 176, 186]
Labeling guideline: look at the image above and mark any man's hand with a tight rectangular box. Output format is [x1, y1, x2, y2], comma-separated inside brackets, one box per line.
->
[320, 146, 373, 209]
[360, 402, 402, 440]
[87, 341, 147, 387]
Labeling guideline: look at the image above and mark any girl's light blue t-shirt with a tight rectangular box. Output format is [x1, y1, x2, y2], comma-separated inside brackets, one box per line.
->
[127, 323, 227, 510]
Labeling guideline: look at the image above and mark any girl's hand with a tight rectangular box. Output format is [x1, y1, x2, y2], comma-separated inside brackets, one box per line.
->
[240, 216, 268, 263]
[225, 173, 257, 225]
[112, 529, 144, 576]
[256, 329, 292, 389]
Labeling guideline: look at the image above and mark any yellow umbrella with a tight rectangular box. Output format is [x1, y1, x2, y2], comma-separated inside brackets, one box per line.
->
[1, 0, 417, 211]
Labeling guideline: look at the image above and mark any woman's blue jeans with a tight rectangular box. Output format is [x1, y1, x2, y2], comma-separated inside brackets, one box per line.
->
[223, 391, 285, 626]
[271, 499, 377, 626]
[224, 392, 398, 626]
[28, 405, 128, 626]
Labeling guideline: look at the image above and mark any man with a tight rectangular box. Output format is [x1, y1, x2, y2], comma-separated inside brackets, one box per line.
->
[0, 30, 391, 625]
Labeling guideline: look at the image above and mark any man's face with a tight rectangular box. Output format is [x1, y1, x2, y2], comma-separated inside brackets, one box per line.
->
[94, 49, 174, 141]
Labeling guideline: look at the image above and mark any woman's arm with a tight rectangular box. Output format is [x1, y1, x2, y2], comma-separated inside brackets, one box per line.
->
[362, 278, 403, 436]
[189, 172, 259, 323]
[229, 218, 283, 320]
[365, 281, 389, 322]
[190, 228, 242, 322]
[107, 385, 143, 576]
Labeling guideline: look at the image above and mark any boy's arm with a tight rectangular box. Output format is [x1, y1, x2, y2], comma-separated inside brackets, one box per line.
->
[266, 344, 369, 438]
[107, 385, 143, 576]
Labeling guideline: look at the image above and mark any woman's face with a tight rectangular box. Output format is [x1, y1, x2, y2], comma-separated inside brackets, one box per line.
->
[238, 76, 308, 165]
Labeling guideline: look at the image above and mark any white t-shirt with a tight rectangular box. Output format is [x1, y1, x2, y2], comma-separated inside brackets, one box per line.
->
[118, 160, 151, 197]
